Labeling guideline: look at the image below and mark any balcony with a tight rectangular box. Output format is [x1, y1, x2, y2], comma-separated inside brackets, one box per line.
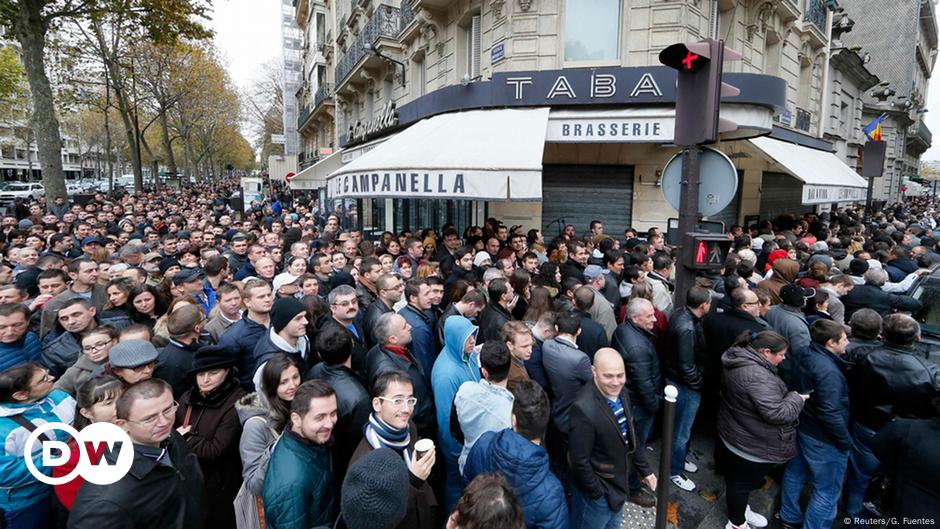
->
[297, 106, 311, 130]
[400, 0, 416, 33]
[298, 151, 319, 169]
[795, 108, 812, 133]
[335, 5, 402, 87]
[804, 0, 827, 35]
[315, 82, 335, 108]
[907, 120, 932, 155]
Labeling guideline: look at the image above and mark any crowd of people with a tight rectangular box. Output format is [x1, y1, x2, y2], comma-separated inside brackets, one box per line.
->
[0, 179, 938, 529]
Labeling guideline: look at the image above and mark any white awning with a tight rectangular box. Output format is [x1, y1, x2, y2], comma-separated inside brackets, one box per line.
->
[326, 108, 550, 201]
[290, 150, 344, 190]
[750, 136, 869, 205]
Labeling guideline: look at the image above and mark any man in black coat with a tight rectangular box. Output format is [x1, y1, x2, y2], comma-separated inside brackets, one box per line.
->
[559, 242, 589, 283]
[844, 314, 940, 520]
[569, 348, 656, 522]
[573, 286, 608, 360]
[610, 298, 661, 507]
[702, 287, 769, 407]
[841, 269, 922, 319]
[308, 324, 371, 487]
[365, 312, 436, 437]
[70, 379, 207, 529]
[363, 273, 402, 348]
[662, 286, 711, 492]
[155, 304, 204, 398]
[478, 278, 514, 344]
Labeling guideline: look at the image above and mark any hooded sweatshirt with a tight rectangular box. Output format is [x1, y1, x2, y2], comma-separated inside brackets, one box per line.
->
[431, 316, 481, 464]
[757, 258, 799, 305]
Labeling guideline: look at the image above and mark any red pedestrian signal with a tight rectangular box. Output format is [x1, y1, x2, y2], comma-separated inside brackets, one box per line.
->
[684, 233, 732, 270]
[659, 44, 709, 73]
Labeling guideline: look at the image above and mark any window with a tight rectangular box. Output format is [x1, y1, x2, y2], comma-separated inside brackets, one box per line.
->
[564, 0, 620, 62]
[413, 53, 426, 96]
[316, 13, 326, 46]
[468, 15, 481, 78]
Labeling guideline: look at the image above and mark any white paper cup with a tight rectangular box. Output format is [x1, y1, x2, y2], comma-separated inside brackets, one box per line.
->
[414, 438, 434, 459]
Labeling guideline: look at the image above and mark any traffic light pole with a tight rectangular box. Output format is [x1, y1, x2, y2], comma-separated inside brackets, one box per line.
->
[673, 145, 701, 308]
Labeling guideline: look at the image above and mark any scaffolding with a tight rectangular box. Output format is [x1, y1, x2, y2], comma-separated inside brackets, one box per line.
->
[280, 0, 303, 156]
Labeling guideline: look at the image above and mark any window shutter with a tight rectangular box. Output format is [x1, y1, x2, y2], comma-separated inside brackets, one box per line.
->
[470, 15, 481, 77]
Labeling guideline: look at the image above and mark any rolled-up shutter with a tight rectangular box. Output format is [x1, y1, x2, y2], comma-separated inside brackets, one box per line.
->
[541, 164, 634, 238]
[758, 172, 813, 221]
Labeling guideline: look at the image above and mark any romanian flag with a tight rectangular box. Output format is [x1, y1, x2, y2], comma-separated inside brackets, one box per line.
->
[863, 114, 886, 141]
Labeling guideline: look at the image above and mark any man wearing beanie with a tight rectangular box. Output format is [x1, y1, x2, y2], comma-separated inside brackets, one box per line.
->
[251, 296, 310, 396]
[341, 448, 410, 529]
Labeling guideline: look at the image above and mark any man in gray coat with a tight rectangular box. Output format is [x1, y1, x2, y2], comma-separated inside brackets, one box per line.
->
[764, 284, 814, 389]
[542, 311, 592, 483]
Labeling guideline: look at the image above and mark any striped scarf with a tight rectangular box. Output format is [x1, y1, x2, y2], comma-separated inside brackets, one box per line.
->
[363, 413, 410, 455]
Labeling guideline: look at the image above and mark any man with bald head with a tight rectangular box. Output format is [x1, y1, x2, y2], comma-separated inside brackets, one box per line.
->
[569, 348, 657, 526]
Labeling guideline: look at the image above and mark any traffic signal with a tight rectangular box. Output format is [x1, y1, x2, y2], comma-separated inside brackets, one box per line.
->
[684, 233, 732, 270]
[659, 39, 741, 146]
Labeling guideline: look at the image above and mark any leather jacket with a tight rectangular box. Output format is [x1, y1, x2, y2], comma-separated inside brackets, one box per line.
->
[663, 308, 706, 391]
[850, 343, 940, 431]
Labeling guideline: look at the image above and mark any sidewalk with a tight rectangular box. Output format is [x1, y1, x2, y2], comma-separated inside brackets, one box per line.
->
[619, 434, 780, 529]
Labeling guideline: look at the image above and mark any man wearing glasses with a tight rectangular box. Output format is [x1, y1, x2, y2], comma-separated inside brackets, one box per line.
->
[69, 378, 207, 529]
[321, 285, 367, 378]
[350, 370, 437, 529]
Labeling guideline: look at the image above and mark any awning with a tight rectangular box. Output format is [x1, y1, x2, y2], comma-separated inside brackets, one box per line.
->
[290, 150, 344, 190]
[326, 108, 550, 201]
[749, 136, 868, 204]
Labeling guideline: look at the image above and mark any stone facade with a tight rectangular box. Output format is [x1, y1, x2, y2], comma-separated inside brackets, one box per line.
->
[294, 0, 860, 232]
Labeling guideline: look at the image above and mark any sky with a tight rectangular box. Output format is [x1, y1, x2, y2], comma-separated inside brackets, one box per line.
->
[208, 0, 282, 94]
[924, 80, 940, 162]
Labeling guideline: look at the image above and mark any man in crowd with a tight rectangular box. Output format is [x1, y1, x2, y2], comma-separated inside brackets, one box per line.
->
[262, 380, 338, 529]
[39, 257, 106, 338]
[454, 340, 514, 474]
[217, 278, 273, 390]
[662, 286, 710, 492]
[155, 304, 204, 397]
[779, 320, 851, 529]
[364, 273, 402, 347]
[503, 320, 534, 389]
[70, 379, 206, 529]
[569, 348, 657, 525]
[611, 298, 661, 508]
[478, 278, 514, 344]
[0, 304, 40, 372]
[572, 286, 609, 360]
[204, 282, 242, 341]
[399, 278, 437, 378]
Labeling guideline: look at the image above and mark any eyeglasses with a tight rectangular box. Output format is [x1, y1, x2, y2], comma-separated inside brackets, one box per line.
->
[82, 338, 114, 353]
[379, 396, 418, 408]
[332, 299, 358, 307]
[35, 371, 54, 384]
[127, 401, 179, 427]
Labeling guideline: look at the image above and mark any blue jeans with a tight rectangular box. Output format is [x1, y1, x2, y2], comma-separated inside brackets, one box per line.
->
[780, 432, 850, 529]
[844, 423, 881, 518]
[628, 402, 656, 495]
[570, 486, 623, 529]
[667, 380, 701, 477]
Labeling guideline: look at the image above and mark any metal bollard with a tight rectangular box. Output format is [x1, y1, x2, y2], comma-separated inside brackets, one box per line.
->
[654, 385, 678, 529]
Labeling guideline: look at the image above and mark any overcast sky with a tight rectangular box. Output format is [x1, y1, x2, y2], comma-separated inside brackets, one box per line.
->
[208, 0, 281, 93]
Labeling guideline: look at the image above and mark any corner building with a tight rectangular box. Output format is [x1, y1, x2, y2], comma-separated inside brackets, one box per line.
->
[291, 0, 882, 235]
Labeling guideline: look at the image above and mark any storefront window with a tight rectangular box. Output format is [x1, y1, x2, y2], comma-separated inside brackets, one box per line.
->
[378, 198, 478, 234]
[564, 0, 621, 62]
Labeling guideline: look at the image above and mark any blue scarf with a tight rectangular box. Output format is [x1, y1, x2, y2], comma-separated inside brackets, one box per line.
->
[363, 413, 410, 455]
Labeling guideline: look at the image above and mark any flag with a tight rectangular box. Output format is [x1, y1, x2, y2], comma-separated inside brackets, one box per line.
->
[863, 114, 886, 141]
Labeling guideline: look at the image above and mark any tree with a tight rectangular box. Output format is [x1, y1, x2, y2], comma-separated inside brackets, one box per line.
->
[244, 58, 284, 163]
[0, 47, 25, 104]
[0, 0, 211, 203]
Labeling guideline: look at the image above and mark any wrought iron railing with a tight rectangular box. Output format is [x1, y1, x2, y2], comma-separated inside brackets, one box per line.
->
[297, 106, 311, 129]
[804, 0, 827, 34]
[400, 0, 415, 32]
[795, 108, 812, 132]
[315, 82, 335, 108]
[335, 5, 401, 85]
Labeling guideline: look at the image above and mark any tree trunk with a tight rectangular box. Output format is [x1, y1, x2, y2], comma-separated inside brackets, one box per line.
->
[159, 111, 177, 179]
[12, 0, 66, 205]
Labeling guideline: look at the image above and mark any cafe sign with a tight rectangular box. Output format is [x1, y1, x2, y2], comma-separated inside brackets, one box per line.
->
[347, 101, 398, 145]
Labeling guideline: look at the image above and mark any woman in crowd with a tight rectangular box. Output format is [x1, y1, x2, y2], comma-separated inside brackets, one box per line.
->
[717, 330, 808, 529]
[176, 345, 247, 529]
[237, 353, 303, 496]
[522, 286, 553, 327]
[535, 261, 562, 298]
[55, 325, 118, 397]
[128, 284, 166, 328]
[396, 256, 414, 280]
[101, 278, 135, 320]
[53, 375, 124, 511]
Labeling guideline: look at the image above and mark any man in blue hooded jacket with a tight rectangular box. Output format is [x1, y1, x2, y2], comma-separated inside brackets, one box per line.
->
[464, 379, 569, 529]
[431, 315, 480, 512]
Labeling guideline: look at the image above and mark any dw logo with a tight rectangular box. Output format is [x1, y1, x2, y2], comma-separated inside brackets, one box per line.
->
[24, 422, 134, 485]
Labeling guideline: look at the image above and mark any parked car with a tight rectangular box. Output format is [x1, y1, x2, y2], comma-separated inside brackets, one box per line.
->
[0, 182, 45, 203]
